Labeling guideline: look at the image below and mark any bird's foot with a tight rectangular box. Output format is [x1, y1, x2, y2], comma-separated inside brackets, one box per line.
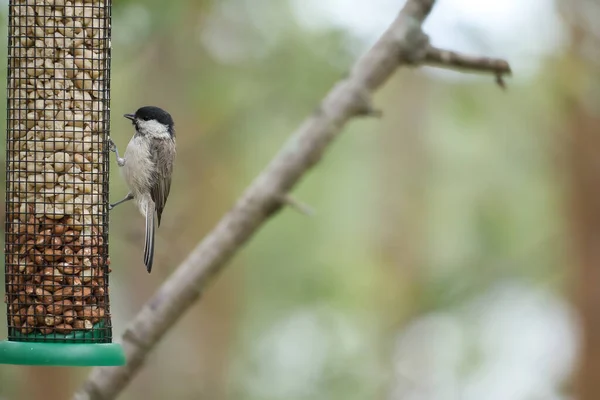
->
[107, 137, 117, 153]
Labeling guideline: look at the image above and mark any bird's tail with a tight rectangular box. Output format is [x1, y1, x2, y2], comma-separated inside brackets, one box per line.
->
[144, 202, 155, 273]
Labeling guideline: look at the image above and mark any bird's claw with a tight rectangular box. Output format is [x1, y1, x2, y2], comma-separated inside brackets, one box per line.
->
[108, 203, 114, 211]
[107, 137, 117, 153]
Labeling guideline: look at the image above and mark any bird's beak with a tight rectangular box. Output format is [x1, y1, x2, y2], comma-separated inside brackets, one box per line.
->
[124, 113, 135, 121]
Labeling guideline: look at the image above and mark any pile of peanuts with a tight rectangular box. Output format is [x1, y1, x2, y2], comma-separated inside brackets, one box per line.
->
[4, 0, 111, 337]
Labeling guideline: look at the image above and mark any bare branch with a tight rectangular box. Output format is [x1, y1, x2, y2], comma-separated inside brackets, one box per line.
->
[424, 46, 512, 88]
[281, 194, 316, 216]
[74, 1, 510, 399]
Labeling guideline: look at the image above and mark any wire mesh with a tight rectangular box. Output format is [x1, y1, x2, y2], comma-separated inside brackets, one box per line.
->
[4, 0, 112, 343]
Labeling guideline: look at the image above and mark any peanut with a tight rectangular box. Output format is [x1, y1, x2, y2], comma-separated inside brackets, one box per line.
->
[5, 0, 111, 338]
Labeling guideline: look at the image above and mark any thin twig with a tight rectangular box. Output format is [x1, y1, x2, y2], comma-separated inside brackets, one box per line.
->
[74, 1, 510, 398]
[281, 194, 316, 216]
[424, 46, 512, 88]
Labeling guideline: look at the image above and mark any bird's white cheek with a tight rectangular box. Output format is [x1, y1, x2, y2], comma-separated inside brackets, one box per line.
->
[138, 119, 171, 139]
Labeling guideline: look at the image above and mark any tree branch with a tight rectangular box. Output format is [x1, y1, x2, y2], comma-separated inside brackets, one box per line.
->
[424, 46, 512, 88]
[280, 194, 316, 216]
[74, 1, 510, 398]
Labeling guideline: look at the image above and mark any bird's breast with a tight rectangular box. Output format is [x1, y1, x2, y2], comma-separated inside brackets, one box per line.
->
[122, 136, 154, 198]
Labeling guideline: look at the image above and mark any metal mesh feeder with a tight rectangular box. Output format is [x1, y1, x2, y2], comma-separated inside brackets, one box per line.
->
[0, 0, 124, 366]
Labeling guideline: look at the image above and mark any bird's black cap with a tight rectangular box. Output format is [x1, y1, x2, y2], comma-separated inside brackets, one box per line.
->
[125, 106, 175, 136]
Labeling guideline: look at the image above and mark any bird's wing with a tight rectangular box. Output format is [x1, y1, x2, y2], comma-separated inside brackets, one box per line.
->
[150, 137, 176, 227]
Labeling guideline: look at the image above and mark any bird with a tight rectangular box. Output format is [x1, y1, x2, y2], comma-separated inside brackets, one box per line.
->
[107, 106, 176, 273]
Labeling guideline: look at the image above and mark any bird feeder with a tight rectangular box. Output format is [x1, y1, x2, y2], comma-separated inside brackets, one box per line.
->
[0, 0, 124, 366]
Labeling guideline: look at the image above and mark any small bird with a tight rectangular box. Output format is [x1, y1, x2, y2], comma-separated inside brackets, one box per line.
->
[107, 106, 176, 273]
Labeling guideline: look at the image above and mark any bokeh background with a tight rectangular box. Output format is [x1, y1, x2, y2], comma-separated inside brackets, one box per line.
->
[1, 0, 598, 399]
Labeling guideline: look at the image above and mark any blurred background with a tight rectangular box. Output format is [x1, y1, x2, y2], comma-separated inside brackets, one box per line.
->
[1, 0, 599, 399]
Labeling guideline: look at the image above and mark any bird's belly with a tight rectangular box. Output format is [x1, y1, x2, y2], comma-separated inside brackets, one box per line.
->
[122, 137, 154, 199]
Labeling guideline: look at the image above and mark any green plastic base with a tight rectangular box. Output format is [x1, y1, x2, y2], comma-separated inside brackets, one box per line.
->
[0, 340, 126, 366]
